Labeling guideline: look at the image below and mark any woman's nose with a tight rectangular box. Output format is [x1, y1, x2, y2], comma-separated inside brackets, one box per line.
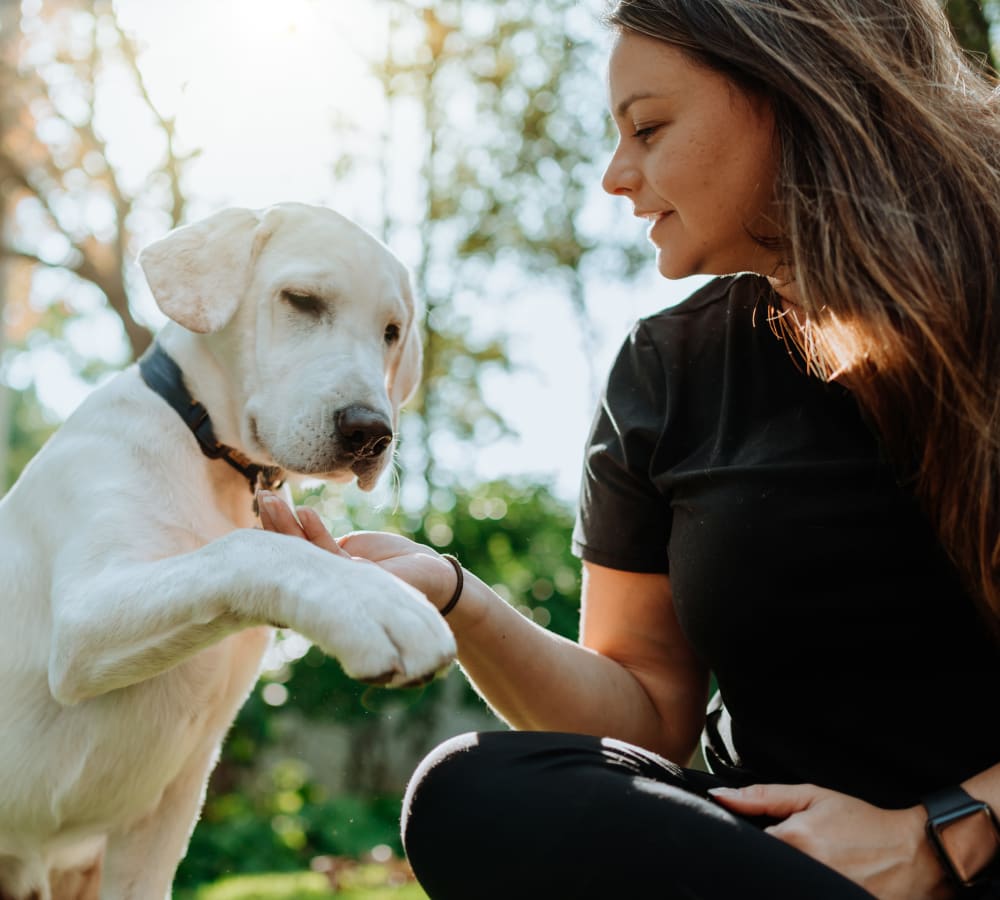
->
[602, 142, 640, 196]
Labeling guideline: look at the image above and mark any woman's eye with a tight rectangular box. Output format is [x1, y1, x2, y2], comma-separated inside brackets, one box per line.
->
[384, 323, 401, 345]
[282, 290, 323, 315]
[633, 124, 661, 142]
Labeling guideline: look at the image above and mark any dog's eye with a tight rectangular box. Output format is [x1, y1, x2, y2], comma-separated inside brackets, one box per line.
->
[384, 323, 401, 345]
[282, 290, 323, 316]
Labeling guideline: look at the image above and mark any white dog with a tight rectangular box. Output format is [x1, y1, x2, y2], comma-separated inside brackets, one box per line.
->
[0, 203, 456, 900]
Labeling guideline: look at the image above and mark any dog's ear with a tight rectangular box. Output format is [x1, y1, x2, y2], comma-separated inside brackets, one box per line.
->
[388, 315, 423, 416]
[138, 208, 262, 334]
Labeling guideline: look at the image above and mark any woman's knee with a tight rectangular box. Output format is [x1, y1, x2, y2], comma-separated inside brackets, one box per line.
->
[401, 731, 523, 853]
[401, 731, 480, 841]
[402, 730, 609, 832]
[402, 731, 528, 898]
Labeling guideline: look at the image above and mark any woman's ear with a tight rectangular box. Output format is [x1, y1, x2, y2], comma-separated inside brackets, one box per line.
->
[138, 207, 262, 334]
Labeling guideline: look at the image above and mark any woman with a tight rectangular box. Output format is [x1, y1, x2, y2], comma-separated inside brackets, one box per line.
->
[259, 0, 1000, 896]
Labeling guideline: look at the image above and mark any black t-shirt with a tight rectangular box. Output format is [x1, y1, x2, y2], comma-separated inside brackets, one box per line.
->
[572, 273, 1000, 808]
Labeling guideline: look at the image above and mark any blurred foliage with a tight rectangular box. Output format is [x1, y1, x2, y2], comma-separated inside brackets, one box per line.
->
[0, 0, 192, 487]
[947, 0, 998, 69]
[178, 783, 406, 888]
[0, 0, 190, 358]
[0, 0, 650, 494]
[349, 0, 647, 491]
[178, 869, 427, 900]
[179, 872, 337, 900]
[3, 379, 56, 486]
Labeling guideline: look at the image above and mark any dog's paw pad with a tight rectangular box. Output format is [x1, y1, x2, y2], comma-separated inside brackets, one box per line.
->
[358, 668, 401, 686]
[374, 660, 451, 688]
[398, 671, 436, 689]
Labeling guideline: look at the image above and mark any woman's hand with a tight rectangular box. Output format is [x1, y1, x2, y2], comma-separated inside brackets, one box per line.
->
[256, 490, 348, 556]
[256, 491, 461, 613]
[709, 784, 952, 899]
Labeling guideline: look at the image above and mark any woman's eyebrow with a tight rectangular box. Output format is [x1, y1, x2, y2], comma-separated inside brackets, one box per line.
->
[615, 91, 664, 118]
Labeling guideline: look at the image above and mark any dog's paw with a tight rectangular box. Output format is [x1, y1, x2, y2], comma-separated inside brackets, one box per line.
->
[304, 567, 456, 688]
[358, 664, 446, 690]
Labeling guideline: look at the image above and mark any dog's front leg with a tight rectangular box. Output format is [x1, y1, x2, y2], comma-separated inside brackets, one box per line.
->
[48, 529, 455, 704]
[99, 737, 220, 900]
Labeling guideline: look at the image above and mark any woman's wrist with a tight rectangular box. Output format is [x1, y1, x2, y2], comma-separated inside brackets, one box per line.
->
[438, 554, 463, 616]
[431, 564, 494, 634]
[901, 804, 953, 898]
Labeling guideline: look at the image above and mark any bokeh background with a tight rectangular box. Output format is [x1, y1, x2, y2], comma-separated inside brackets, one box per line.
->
[0, 1, 996, 897]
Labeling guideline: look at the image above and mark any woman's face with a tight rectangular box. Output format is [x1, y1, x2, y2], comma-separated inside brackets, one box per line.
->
[603, 30, 782, 280]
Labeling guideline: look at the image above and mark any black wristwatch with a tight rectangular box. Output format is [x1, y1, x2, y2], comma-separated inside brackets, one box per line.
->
[922, 785, 1000, 888]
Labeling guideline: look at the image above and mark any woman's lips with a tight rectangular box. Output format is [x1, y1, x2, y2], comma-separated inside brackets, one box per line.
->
[646, 211, 673, 239]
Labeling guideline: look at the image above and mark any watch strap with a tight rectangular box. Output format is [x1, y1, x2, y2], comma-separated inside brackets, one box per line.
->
[923, 785, 981, 820]
[922, 785, 1000, 888]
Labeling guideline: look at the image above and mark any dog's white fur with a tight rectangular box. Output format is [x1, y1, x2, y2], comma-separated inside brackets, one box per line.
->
[0, 203, 456, 900]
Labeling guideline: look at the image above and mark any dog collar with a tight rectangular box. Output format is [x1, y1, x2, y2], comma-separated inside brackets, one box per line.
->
[138, 343, 285, 504]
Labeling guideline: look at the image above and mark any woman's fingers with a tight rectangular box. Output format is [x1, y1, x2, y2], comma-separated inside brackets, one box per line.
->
[257, 492, 349, 557]
[257, 490, 305, 538]
[296, 506, 349, 556]
[708, 783, 825, 818]
[258, 494, 433, 581]
[338, 530, 420, 562]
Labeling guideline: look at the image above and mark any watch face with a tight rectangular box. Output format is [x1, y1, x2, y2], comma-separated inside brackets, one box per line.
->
[934, 807, 1000, 885]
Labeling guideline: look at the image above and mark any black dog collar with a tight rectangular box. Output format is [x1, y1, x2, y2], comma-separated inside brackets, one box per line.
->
[138, 343, 284, 500]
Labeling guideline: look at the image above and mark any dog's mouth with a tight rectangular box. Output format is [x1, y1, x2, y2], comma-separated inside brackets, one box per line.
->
[296, 452, 390, 492]
[250, 414, 393, 490]
[351, 455, 390, 491]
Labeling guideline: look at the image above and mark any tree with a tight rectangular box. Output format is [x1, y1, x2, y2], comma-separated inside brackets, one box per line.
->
[0, 0, 199, 490]
[0, 0, 195, 361]
[353, 0, 645, 496]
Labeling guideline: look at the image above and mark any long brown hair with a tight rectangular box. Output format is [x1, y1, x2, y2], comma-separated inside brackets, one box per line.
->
[606, 0, 1000, 622]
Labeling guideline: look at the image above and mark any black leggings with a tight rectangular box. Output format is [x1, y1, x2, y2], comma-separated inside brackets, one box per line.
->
[400, 730, 878, 900]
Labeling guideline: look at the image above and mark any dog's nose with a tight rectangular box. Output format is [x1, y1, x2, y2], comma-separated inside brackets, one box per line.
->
[335, 406, 393, 458]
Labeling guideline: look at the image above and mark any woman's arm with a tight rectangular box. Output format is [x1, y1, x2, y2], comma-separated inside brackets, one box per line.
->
[257, 493, 709, 763]
[439, 558, 710, 762]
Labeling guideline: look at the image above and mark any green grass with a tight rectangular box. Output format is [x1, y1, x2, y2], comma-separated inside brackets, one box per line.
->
[181, 869, 429, 900]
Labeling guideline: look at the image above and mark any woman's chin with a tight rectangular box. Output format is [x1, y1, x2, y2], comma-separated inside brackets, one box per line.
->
[654, 250, 697, 281]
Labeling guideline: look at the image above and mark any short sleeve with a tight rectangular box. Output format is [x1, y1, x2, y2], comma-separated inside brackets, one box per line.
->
[572, 320, 671, 573]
